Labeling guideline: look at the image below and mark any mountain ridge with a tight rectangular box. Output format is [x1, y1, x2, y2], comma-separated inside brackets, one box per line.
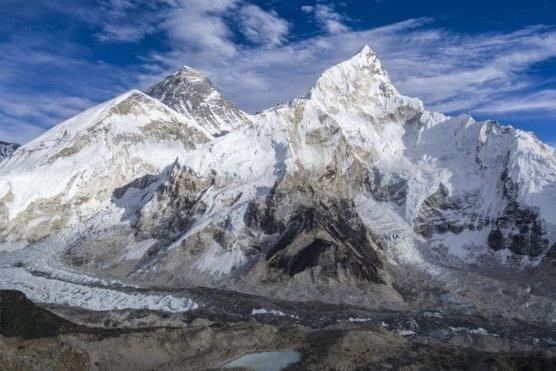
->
[0, 46, 555, 321]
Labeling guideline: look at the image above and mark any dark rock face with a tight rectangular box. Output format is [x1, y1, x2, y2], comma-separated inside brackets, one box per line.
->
[113, 174, 159, 199]
[0, 290, 80, 339]
[251, 197, 384, 284]
[488, 170, 549, 257]
[364, 168, 408, 205]
[414, 184, 485, 238]
[146, 66, 250, 136]
[135, 165, 213, 243]
[0, 141, 19, 163]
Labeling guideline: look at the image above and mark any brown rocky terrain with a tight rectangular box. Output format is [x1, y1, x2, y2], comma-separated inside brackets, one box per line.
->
[1, 290, 555, 370]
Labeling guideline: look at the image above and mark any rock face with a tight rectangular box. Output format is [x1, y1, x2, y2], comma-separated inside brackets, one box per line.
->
[0, 290, 80, 339]
[146, 66, 252, 136]
[1, 45, 556, 313]
[0, 141, 19, 163]
[487, 167, 549, 257]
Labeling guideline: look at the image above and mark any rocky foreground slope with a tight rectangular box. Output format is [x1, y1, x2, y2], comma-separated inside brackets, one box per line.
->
[1, 290, 556, 370]
[0, 46, 556, 367]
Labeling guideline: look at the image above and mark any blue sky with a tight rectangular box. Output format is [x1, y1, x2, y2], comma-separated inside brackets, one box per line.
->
[1, 0, 555, 145]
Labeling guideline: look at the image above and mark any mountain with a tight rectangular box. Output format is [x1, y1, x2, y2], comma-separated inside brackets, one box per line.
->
[1, 46, 556, 322]
[0, 141, 19, 163]
[146, 66, 252, 136]
[0, 90, 210, 242]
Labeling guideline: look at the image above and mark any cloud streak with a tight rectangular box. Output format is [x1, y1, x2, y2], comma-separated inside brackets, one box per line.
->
[302, 4, 350, 34]
[239, 4, 289, 46]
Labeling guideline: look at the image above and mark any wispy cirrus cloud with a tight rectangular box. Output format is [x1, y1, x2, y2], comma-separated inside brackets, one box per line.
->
[238, 4, 290, 46]
[301, 4, 350, 34]
[95, 0, 160, 42]
[474, 89, 556, 114]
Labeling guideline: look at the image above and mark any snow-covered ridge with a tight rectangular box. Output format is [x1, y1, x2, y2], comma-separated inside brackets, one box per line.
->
[0, 90, 211, 227]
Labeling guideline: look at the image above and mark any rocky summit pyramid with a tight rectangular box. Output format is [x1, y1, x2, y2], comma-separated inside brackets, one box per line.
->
[146, 66, 252, 136]
[1, 46, 556, 323]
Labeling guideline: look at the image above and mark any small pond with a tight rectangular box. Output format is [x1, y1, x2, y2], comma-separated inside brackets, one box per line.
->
[221, 350, 302, 371]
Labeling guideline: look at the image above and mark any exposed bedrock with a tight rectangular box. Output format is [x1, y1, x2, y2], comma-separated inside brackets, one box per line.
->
[488, 170, 550, 257]
[413, 183, 487, 238]
[261, 201, 383, 284]
[364, 167, 408, 206]
[242, 167, 386, 286]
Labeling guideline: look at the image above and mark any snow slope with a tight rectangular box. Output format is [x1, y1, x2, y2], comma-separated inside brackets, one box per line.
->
[0, 90, 211, 240]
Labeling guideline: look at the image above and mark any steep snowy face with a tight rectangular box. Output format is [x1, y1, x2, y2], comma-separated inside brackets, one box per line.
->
[310, 45, 424, 118]
[0, 90, 211, 241]
[146, 66, 252, 136]
[310, 45, 399, 103]
[401, 116, 556, 262]
[0, 141, 19, 163]
[300, 45, 441, 165]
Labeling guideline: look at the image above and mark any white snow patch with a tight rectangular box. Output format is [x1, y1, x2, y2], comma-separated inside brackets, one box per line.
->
[122, 238, 157, 261]
[251, 308, 286, 317]
[449, 326, 498, 336]
[348, 317, 371, 323]
[193, 243, 246, 276]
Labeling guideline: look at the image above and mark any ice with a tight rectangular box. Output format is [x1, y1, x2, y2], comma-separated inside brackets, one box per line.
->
[0, 267, 198, 313]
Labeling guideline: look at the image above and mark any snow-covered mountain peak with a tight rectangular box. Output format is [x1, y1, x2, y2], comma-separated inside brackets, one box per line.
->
[307, 46, 422, 120]
[348, 44, 386, 74]
[146, 66, 252, 136]
[175, 65, 209, 82]
[311, 45, 395, 97]
[2, 44, 556, 319]
[0, 89, 211, 226]
[5, 89, 209, 165]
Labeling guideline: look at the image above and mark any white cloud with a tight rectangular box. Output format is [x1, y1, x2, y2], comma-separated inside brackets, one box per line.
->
[3, 1, 556, 145]
[239, 4, 289, 46]
[149, 19, 556, 120]
[96, 0, 161, 42]
[0, 29, 137, 143]
[474, 89, 556, 114]
[159, 0, 240, 58]
[302, 4, 350, 34]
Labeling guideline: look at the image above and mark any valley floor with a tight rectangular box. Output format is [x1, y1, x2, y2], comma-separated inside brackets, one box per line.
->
[1, 231, 556, 369]
[1, 289, 556, 370]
